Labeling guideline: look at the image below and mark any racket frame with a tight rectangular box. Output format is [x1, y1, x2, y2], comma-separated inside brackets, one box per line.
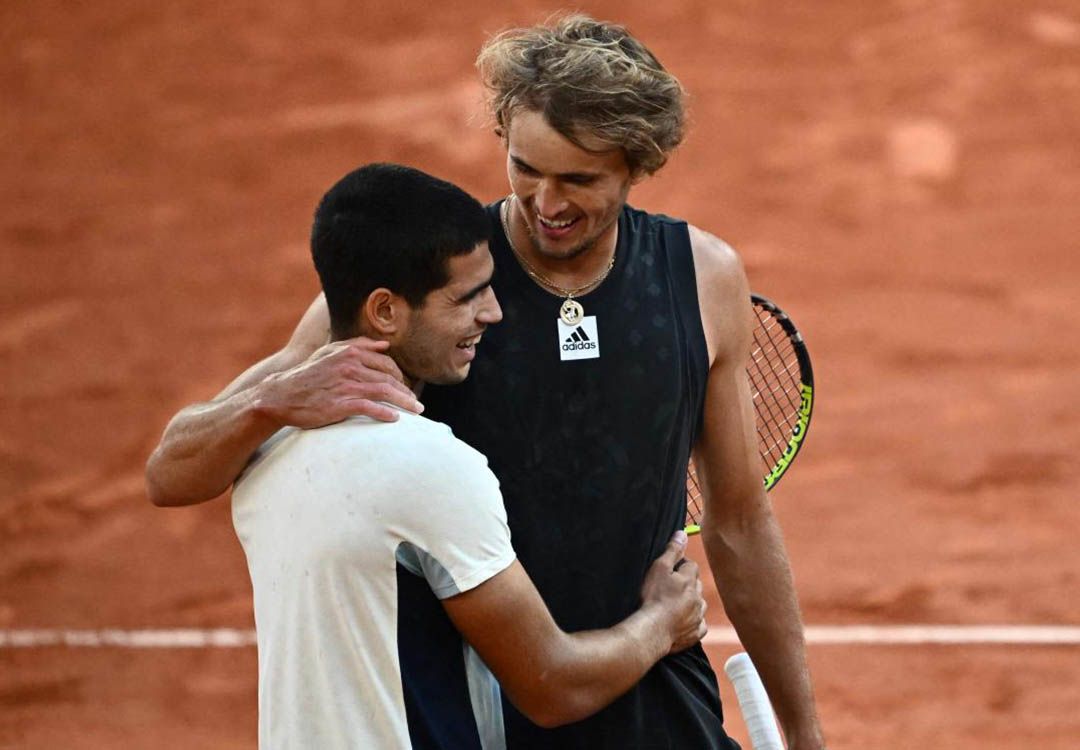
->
[684, 294, 814, 534]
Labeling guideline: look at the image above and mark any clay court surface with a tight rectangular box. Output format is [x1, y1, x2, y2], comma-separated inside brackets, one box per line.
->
[2, 1, 1079, 748]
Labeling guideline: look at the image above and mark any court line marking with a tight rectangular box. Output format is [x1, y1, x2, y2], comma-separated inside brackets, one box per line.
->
[0, 629, 257, 648]
[1, 626, 1079, 648]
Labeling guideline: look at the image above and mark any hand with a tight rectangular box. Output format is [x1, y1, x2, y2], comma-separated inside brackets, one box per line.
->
[640, 530, 708, 653]
[252, 338, 423, 427]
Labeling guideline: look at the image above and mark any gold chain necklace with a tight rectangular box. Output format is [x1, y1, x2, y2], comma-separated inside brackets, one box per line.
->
[500, 195, 615, 326]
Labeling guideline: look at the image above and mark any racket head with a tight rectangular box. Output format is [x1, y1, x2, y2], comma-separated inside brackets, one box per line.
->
[685, 294, 814, 533]
[750, 293, 815, 492]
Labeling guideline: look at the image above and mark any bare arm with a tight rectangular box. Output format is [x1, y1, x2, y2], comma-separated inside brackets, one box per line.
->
[145, 295, 423, 506]
[442, 534, 706, 729]
[689, 227, 825, 750]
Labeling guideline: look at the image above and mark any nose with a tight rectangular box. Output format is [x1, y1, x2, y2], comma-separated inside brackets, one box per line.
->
[533, 179, 568, 218]
[478, 288, 503, 325]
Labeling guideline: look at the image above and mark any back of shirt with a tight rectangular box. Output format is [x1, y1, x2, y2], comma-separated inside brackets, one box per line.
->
[232, 411, 516, 750]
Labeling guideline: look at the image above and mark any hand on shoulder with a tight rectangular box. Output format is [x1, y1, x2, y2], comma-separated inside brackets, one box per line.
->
[253, 337, 423, 428]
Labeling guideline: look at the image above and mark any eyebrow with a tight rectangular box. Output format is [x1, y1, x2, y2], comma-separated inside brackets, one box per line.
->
[510, 155, 598, 182]
[457, 276, 493, 303]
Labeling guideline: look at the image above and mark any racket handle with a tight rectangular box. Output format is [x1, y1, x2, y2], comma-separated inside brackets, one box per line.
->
[724, 652, 785, 750]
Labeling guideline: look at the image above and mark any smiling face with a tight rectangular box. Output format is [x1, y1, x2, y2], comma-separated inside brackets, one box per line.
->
[392, 242, 502, 387]
[505, 109, 635, 263]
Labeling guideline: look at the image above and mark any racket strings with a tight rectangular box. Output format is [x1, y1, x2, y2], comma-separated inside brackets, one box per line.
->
[686, 464, 704, 528]
[684, 303, 807, 531]
[749, 311, 803, 470]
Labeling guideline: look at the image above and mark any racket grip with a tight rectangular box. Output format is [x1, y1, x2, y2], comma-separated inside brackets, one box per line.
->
[724, 652, 785, 750]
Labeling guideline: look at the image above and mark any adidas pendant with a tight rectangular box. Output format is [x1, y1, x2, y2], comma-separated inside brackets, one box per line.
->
[557, 316, 599, 361]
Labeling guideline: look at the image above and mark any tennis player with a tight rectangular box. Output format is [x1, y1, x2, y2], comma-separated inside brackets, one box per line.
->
[234, 162, 707, 749]
[147, 15, 825, 750]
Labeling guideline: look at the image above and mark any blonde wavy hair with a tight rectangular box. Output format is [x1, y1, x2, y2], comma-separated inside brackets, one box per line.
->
[476, 14, 686, 176]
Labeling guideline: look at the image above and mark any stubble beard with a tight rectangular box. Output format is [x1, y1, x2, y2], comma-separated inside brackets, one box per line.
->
[396, 346, 469, 388]
[524, 208, 621, 264]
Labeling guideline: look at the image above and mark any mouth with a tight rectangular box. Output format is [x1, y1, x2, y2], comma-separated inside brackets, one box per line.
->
[456, 333, 483, 355]
[535, 212, 580, 238]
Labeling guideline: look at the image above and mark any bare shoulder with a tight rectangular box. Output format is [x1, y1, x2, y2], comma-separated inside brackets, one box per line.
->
[285, 293, 331, 354]
[688, 225, 742, 278]
[687, 225, 751, 366]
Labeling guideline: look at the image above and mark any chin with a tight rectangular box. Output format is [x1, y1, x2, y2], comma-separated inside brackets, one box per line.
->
[427, 366, 471, 386]
[532, 234, 595, 262]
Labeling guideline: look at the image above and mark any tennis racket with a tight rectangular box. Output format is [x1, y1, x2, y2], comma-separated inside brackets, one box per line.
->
[724, 652, 784, 750]
[685, 294, 814, 534]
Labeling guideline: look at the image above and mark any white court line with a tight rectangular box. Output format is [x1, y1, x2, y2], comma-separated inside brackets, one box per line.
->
[1, 626, 1079, 648]
[710, 625, 1080, 646]
[0, 628, 257, 648]
[824, 625, 1080, 645]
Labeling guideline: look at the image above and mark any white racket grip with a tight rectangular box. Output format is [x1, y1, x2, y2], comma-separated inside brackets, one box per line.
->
[724, 652, 785, 750]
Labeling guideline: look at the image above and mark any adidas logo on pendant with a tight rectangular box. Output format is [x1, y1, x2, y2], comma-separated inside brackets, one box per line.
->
[557, 315, 599, 361]
[565, 327, 590, 343]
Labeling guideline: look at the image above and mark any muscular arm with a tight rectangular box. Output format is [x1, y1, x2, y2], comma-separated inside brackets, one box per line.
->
[145, 295, 422, 506]
[689, 227, 825, 750]
[442, 536, 706, 728]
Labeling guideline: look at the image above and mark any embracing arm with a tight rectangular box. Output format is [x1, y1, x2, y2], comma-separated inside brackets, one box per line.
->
[689, 227, 825, 750]
[442, 535, 706, 728]
[145, 295, 422, 506]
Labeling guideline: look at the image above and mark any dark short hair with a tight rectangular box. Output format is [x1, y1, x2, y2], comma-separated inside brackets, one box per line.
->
[311, 163, 490, 339]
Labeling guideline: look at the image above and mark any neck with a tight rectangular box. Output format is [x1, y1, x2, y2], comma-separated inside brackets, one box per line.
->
[505, 196, 618, 289]
[403, 372, 424, 397]
[337, 330, 425, 398]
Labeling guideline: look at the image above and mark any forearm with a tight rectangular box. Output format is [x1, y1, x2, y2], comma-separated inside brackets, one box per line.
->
[448, 543, 701, 729]
[145, 387, 280, 506]
[519, 607, 671, 727]
[703, 509, 824, 749]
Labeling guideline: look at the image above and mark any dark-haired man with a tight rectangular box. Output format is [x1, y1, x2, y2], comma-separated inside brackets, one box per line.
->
[147, 15, 825, 750]
[233, 162, 707, 749]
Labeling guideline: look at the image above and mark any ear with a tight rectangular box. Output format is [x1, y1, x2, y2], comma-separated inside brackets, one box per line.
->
[361, 288, 410, 338]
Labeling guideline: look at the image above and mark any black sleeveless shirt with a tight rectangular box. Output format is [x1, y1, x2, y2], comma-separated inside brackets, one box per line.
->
[423, 202, 736, 749]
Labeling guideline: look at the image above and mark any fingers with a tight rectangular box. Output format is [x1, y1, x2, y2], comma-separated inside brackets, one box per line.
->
[336, 337, 406, 383]
[654, 529, 689, 571]
[338, 385, 422, 420]
[350, 342, 407, 384]
[676, 581, 709, 652]
[322, 336, 389, 354]
[673, 558, 698, 580]
[310, 338, 408, 386]
[254, 332, 425, 429]
[299, 339, 422, 416]
[347, 400, 401, 423]
[671, 594, 709, 653]
[339, 345, 421, 411]
[338, 377, 422, 413]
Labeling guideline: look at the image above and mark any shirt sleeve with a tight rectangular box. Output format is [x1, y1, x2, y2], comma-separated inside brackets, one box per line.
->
[394, 428, 516, 600]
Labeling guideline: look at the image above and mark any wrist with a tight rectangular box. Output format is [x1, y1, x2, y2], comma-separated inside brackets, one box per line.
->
[630, 602, 674, 656]
[243, 380, 288, 432]
[785, 724, 826, 750]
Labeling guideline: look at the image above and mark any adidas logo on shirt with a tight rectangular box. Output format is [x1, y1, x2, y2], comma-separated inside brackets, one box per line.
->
[557, 316, 600, 361]
[563, 326, 596, 349]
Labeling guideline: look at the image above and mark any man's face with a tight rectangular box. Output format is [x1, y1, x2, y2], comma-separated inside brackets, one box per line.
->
[394, 243, 502, 386]
[505, 109, 635, 262]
